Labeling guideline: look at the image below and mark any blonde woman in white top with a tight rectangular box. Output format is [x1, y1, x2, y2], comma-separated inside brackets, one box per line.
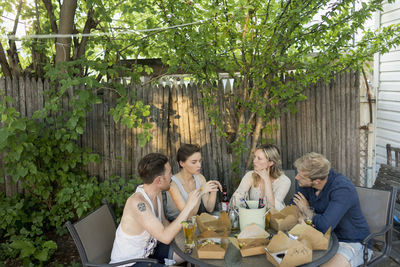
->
[231, 144, 291, 211]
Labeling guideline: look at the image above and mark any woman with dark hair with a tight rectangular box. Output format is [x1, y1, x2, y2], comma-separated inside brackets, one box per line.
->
[231, 144, 291, 211]
[164, 144, 222, 221]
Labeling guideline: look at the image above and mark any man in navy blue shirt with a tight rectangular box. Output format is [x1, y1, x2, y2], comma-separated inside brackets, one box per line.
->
[292, 152, 371, 267]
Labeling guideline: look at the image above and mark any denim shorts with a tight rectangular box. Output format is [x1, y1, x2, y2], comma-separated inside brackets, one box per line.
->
[337, 242, 372, 267]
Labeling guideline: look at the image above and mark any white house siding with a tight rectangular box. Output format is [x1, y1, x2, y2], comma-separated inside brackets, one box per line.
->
[374, 1, 400, 183]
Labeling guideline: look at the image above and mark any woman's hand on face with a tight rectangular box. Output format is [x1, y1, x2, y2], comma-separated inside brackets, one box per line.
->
[202, 180, 222, 194]
[254, 168, 270, 180]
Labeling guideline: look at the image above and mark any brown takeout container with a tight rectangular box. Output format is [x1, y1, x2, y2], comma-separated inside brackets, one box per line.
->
[196, 237, 229, 259]
[231, 237, 270, 257]
[230, 223, 270, 257]
[265, 231, 313, 267]
[196, 212, 231, 237]
[269, 205, 299, 232]
[288, 222, 331, 250]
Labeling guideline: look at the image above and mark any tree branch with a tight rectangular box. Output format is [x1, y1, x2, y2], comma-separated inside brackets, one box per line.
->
[74, 8, 98, 59]
[0, 42, 12, 77]
[7, 0, 24, 76]
[42, 0, 58, 33]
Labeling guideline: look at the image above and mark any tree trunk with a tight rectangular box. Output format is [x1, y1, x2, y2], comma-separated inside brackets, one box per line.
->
[55, 0, 77, 64]
[245, 114, 264, 169]
[32, 0, 45, 77]
[0, 43, 12, 77]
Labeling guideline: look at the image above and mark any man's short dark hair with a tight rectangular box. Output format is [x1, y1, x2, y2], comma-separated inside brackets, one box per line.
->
[138, 153, 169, 184]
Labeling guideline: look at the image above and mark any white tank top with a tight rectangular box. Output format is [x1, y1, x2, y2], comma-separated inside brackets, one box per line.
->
[109, 185, 162, 266]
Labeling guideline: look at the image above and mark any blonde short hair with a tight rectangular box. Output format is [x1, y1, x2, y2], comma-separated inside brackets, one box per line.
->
[294, 152, 331, 180]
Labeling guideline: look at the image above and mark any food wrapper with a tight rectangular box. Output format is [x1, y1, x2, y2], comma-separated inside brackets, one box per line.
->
[237, 223, 270, 239]
[230, 223, 270, 257]
[196, 237, 229, 259]
[196, 212, 231, 237]
[288, 222, 331, 250]
[269, 205, 299, 232]
[265, 231, 312, 267]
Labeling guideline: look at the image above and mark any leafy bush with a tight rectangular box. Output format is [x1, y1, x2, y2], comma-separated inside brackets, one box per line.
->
[0, 60, 149, 265]
[0, 193, 57, 264]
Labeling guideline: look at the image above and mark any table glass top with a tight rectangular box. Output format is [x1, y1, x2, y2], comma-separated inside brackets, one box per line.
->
[172, 227, 338, 267]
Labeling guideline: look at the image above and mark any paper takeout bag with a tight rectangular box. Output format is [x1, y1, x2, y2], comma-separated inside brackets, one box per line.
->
[269, 205, 299, 232]
[237, 223, 270, 239]
[230, 237, 270, 257]
[196, 237, 229, 259]
[229, 223, 270, 257]
[288, 222, 331, 250]
[196, 212, 231, 237]
[265, 231, 312, 267]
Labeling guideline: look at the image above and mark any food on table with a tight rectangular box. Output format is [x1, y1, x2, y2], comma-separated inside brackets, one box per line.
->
[237, 223, 270, 239]
[199, 230, 219, 238]
[197, 239, 224, 251]
[198, 213, 217, 223]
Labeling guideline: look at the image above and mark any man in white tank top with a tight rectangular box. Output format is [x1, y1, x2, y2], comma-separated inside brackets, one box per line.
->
[110, 153, 202, 266]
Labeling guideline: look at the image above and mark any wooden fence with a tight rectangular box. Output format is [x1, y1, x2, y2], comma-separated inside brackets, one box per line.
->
[0, 71, 360, 195]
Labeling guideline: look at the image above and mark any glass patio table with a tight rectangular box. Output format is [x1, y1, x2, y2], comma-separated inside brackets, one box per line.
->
[171, 228, 338, 267]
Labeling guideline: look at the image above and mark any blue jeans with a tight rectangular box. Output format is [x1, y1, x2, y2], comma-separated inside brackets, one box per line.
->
[131, 242, 173, 267]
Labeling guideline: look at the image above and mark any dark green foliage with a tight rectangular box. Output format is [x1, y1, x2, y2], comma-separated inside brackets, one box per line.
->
[0, 59, 149, 265]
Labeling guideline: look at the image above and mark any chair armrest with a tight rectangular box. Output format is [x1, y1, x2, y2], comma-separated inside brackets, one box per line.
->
[361, 225, 392, 265]
[361, 225, 392, 246]
[85, 258, 160, 267]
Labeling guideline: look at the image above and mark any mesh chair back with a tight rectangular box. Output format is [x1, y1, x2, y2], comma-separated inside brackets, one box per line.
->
[283, 169, 296, 205]
[73, 204, 117, 264]
[356, 187, 391, 242]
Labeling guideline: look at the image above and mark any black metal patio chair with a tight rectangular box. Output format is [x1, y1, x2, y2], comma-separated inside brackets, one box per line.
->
[356, 186, 397, 266]
[65, 199, 159, 267]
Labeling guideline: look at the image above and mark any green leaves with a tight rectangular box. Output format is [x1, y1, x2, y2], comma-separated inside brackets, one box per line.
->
[109, 97, 153, 147]
[0, 81, 143, 264]
[9, 238, 57, 262]
[10, 120, 26, 131]
[0, 128, 10, 150]
[154, 0, 400, 178]
[10, 240, 35, 258]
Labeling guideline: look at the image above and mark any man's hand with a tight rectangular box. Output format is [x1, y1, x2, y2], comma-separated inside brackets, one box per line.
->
[202, 180, 222, 194]
[293, 192, 312, 215]
[185, 189, 202, 210]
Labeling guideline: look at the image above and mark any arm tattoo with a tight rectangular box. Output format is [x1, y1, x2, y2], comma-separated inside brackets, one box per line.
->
[137, 202, 146, 212]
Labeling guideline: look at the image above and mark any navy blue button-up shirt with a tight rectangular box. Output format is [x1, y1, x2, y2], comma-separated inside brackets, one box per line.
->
[295, 169, 370, 243]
